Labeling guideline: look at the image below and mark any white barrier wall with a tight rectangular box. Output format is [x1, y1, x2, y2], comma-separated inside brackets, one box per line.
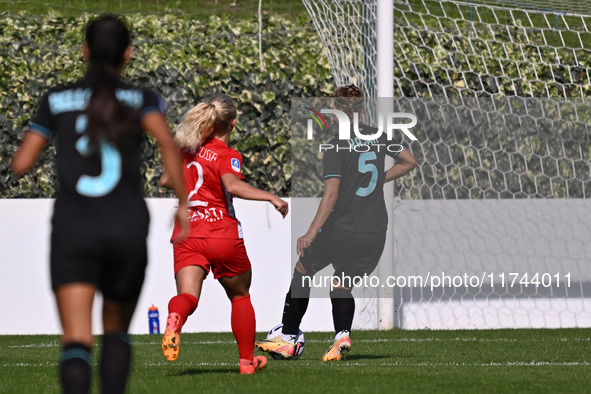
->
[5, 197, 587, 334]
[0, 198, 340, 335]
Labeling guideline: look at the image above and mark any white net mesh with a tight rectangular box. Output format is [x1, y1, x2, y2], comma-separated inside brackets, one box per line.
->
[393, 0, 591, 99]
[302, 0, 591, 329]
[303, 0, 379, 98]
[472, 0, 591, 17]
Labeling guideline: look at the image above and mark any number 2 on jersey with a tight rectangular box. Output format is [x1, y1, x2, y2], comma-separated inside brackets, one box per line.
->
[356, 152, 378, 197]
[187, 161, 208, 207]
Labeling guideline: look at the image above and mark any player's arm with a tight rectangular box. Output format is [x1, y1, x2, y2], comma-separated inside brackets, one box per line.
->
[384, 147, 418, 183]
[11, 131, 48, 176]
[160, 170, 173, 189]
[297, 177, 340, 256]
[142, 112, 189, 240]
[221, 173, 288, 218]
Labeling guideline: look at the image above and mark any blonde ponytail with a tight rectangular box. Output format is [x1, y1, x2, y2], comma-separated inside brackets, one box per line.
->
[175, 95, 237, 151]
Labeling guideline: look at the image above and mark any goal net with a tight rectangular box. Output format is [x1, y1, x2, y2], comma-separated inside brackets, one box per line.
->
[302, 0, 591, 329]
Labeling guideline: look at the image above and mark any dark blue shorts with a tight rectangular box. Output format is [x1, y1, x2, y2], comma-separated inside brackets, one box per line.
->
[300, 227, 386, 278]
[50, 231, 147, 301]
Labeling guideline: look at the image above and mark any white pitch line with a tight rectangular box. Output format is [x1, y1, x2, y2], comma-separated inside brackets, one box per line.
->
[8, 337, 591, 348]
[7, 342, 61, 348]
[2, 362, 57, 367]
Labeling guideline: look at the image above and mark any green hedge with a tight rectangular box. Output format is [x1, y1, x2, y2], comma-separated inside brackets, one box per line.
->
[0, 13, 334, 198]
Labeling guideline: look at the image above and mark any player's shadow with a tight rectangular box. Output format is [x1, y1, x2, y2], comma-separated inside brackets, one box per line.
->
[172, 367, 236, 376]
[342, 354, 389, 361]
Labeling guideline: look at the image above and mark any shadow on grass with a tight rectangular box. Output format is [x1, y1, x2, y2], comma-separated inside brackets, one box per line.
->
[171, 367, 237, 376]
[343, 354, 389, 361]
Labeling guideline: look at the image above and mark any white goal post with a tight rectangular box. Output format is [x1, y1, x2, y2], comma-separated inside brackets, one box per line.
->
[375, 0, 396, 330]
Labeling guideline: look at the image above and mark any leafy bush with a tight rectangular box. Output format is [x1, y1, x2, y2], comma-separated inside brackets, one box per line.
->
[0, 13, 334, 198]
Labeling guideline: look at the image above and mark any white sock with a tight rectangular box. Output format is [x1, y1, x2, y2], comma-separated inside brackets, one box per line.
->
[280, 333, 296, 343]
[335, 330, 350, 341]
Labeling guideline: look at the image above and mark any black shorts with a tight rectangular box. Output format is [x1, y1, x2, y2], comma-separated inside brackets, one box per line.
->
[300, 227, 386, 278]
[50, 232, 147, 301]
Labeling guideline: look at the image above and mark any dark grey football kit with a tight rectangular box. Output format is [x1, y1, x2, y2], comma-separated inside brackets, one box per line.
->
[30, 77, 163, 300]
[300, 124, 401, 279]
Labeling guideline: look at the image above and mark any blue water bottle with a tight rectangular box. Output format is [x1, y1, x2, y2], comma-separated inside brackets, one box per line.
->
[148, 305, 160, 334]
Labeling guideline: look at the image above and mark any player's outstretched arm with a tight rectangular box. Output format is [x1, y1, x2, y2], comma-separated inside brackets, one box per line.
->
[11, 131, 48, 176]
[384, 147, 418, 183]
[142, 112, 189, 240]
[297, 177, 339, 256]
[221, 173, 288, 218]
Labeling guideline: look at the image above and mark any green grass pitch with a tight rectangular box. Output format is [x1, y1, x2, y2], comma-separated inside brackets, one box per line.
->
[2, 328, 591, 393]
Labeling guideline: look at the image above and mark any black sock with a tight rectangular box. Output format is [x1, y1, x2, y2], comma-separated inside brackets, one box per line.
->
[330, 288, 355, 333]
[59, 342, 91, 394]
[282, 270, 311, 335]
[100, 333, 131, 394]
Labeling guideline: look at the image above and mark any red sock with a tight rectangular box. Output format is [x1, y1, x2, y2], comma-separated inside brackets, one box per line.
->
[168, 293, 198, 328]
[230, 295, 256, 362]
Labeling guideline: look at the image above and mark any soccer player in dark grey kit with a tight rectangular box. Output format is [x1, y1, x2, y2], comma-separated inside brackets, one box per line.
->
[256, 85, 418, 361]
[11, 15, 188, 393]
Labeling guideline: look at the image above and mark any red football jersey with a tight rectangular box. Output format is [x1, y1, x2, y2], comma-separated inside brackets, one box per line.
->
[172, 138, 244, 240]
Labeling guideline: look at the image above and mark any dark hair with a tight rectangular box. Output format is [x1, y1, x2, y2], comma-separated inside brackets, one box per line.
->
[84, 14, 135, 146]
[335, 84, 364, 118]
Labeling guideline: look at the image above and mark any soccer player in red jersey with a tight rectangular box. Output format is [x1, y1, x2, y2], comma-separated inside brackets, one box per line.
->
[11, 15, 188, 394]
[160, 94, 288, 374]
